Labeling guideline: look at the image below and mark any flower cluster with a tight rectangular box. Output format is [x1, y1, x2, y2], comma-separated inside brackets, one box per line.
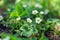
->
[26, 17, 42, 24]
[0, 0, 60, 40]
[15, 9, 43, 24]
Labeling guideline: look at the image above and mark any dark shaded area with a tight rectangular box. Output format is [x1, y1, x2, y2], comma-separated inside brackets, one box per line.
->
[0, 24, 10, 36]
[45, 28, 60, 40]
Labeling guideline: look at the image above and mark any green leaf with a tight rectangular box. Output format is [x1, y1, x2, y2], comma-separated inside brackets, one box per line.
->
[33, 29, 38, 34]
[10, 35, 19, 40]
[19, 10, 29, 17]
[22, 29, 33, 37]
[32, 37, 37, 40]
[16, 3, 29, 17]
[1, 32, 8, 38]
[10, 11, 19, 18]
[39, 33, 49, 40]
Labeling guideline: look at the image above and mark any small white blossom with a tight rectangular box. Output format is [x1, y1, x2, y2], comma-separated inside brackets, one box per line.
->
[20, 27, 24, 30]
[35, 3, 42, 8]
[32, 10, 38, 15]
[7, 8, 10, 11]
[35, 17, 42, 24]
[0, 39, 2, 40]
[40, 11, 44, 14]
[16, 17, 21, 21]
[54, 23, 60, 31]
[3, 36, 10, 40]
[0, 15, 3, 21]
[44, 9, 49, 14]
[6, 25, 8, 27]
[27, 1, 31, 7]
[15, 0, 21, 4]
[27, 18, 32, 23]
[15, 30, 19, 32]
[3, 24, 8, 27]
[22, 4, 27, 8]
[3, 24, 6, 26]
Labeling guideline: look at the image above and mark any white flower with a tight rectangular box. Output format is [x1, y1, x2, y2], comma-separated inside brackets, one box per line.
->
[40, 11, 44, 14]
[35, 3, 42, 8]
[35, 17, 42, 24]
[3, 24, 8, 27]
[22, 4, 27, 8]
[6, 25, 8, 27]
[7, 8, 10, 11]
[0, 39, 2, 40]
[16, 17, 21, 21]
[54, 23, 60, 31]
[20, 27, 24, 30]
[27, 18, 32, 23]
[44, 9, 49, 14]
[27, 1, 31, 7]
[3, 24, 6, 26]
[15, 30, 19, 32]
[15, 0, 21, 4]
[32, 10, 38, 15]
[3, 36, 10, 40]
[0, 15, 3, 21]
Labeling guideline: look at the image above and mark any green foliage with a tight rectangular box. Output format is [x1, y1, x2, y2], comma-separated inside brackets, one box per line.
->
[1, 33, 37, 40]
[0, 0, 60, 40]
[39, 33, 49, 40]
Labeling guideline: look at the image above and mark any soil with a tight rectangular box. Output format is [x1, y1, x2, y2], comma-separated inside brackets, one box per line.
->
[45, 29, 60, 40]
